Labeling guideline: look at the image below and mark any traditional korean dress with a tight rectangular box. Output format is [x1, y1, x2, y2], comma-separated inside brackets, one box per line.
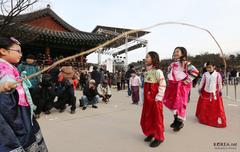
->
[196, 71, 227, 128]
[140, 66, 166, 141]
[163, 60, 199, 120]
[0, 59, 48, 152]
[129, 75, 141, 104]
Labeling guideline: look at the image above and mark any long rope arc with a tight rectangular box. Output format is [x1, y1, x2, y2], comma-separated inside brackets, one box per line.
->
[19, 21, 227, 83]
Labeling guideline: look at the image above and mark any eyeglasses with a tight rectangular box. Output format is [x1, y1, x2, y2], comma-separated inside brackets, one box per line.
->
[7, 48, 22, 54]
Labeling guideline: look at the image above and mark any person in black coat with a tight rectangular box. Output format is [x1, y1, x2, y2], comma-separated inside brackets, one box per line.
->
[31, 74, 56, 118]
[91, 66, 101, 86]
[125, 64, 135, 96]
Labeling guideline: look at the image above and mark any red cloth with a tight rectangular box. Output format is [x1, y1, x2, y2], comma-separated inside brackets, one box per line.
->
[58, 73, 64, 82]
[73, 79, 78, 90]
[196, 90, 227, 128]
[163, 80, 191, 119]
[140, 83, 164, 141]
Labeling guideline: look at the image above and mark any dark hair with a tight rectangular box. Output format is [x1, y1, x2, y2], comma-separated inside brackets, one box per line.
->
[174, 47, 188, 63]
[26, 54, 35, 60]
[147, 51, 160, 69]
[131, 70, 136, 74]
[0, 37, 21, 49]
[93, 66, 98, 70]
[129, 64, 134, 69]
[206, 61, 215, 67]
[142, 68, 146, 72]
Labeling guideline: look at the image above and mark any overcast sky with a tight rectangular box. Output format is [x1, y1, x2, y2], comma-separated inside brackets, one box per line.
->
[47, 0, 240, 63]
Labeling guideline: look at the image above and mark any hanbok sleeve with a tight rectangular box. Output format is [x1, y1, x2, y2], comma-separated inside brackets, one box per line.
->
[217, 72, 223, 90]
[155, 69, 166, 101]
[187, 62, 199, 81]
[198, 73, 206, 92]
[0, 68, 16, 86]
[0, 65, 17, 92]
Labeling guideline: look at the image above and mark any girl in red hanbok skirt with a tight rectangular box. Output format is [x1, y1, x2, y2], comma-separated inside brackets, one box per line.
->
[196, 61, 227, 128]
[163, 47, 199, 132]
[140, 51, 166, 148]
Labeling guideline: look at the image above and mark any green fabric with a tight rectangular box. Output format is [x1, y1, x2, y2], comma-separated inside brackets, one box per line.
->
[144, 69, 159, 83]
[20, 71, 36, 125]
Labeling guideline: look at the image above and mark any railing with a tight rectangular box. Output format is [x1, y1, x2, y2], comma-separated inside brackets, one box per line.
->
[223, 77, 240, 102]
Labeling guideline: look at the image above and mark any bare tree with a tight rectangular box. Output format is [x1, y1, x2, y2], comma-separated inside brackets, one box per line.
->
[0, 0, 39, 33]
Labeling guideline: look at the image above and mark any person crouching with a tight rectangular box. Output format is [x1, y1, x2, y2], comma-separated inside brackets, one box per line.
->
[54, 65, 76, 114]
[32, 73, 56, 118]
[97, 80, 112, 103]
[80, 79, 99, 110]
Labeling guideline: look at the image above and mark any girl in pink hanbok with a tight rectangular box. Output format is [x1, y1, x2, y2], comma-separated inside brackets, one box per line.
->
[0, 37, 48, 151]
[163, 47, 199, 132]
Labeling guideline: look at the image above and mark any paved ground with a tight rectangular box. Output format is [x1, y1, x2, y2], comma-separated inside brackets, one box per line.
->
[38, 86, 240, 152]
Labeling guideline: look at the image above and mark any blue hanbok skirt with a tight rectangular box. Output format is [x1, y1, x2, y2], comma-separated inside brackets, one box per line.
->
[0, 91, 48, 152]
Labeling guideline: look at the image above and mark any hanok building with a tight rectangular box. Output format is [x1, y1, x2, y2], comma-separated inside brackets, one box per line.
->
[0, 5, 149, 69]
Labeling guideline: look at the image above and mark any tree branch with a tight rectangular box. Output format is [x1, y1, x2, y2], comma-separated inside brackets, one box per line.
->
[0, 0, 39, 33]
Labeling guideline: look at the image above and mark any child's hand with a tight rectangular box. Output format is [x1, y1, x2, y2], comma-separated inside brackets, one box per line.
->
[0, 82, 17, 92]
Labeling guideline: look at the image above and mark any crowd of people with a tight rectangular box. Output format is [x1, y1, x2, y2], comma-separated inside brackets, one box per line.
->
[25, 62, 114, 117]
[0, 36, 233, 151]
[227, 68, 240, 85]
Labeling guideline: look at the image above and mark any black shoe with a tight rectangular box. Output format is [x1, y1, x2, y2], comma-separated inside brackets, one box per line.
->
[71, 110, 76, 114]
[150, 139, 163, 148]
[170, 114, 178, 128]
[35, 114, 40, 119]
[82, 107, 87, 110]
[92, 105, 98, 109]
[173, 119, 184, 132]
[144, 135, 154, 142]
[45, 110, 51, 115]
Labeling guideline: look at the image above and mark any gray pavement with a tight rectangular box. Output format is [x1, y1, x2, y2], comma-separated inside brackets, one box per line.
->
[38, 87, 240, 152]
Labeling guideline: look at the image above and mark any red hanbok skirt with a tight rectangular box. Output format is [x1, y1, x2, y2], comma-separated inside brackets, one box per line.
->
[196, 90, 227, 128]
[163, 80, 192, 120]
[140, 83, 164, 141]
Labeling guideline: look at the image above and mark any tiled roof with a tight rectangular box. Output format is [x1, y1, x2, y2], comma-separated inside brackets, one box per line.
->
[0, 8, 111, 47]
